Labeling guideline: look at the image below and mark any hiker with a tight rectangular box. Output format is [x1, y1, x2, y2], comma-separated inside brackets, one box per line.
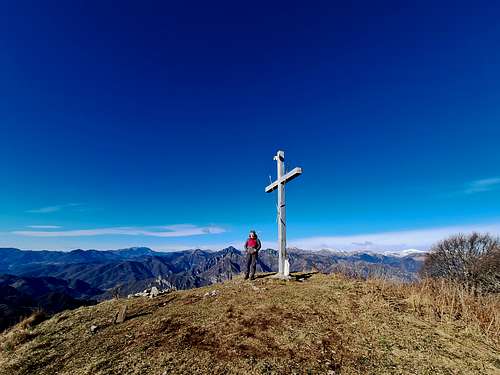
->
[244, 230, 261, 280]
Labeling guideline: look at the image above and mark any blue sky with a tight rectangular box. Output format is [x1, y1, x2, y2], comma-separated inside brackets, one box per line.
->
[1, 1, 499, 251]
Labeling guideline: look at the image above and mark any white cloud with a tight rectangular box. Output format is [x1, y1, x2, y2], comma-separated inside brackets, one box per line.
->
[26, 203, 81, 214]
[27, 225, 62, 229]
[464, 177, 500, 194]
[12, 224, 226, 238]
[26, 206, 63, 214]
[288, 222, 500, 251]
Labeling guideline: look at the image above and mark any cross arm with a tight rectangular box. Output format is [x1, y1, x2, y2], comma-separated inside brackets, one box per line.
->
[265, 167, 303, 193]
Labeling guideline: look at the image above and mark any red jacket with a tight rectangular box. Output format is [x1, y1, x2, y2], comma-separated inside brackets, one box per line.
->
[245, 237, 261, 251]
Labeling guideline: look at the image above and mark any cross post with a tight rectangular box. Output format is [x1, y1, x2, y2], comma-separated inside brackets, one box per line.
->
[265, 150, 302, 278]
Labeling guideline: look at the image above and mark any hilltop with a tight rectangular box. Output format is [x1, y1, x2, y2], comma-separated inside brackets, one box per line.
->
[1, 273, 498, 374]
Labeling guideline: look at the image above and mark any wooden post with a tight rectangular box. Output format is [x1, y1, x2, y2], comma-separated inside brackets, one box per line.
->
[114, 305, 127, 324]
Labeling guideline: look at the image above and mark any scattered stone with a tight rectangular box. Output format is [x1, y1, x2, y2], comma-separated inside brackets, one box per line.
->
[90, 325, 98, 334]
[127, 284, 175, 299]
[251, 285, 260, 291]
[204, 290, 218, 298]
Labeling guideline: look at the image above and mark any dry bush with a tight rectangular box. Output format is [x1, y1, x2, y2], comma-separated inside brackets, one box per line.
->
[367, 277, 500, 342]
[421, 232, 500, 293]
[1, 310, 47, 352]
[18, 310, 47, 330]
[1, 327, 37, 353]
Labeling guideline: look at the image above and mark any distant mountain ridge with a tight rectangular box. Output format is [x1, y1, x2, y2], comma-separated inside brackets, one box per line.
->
[0, 246, 426, 292]
[0, 247, 156, 274]
[0, 274, 98, 331]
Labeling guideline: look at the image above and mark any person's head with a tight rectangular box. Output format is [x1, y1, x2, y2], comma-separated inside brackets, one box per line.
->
[249, 230, 257, 239]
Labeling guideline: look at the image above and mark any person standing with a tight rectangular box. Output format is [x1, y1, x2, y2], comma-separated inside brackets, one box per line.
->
[244, 230, 261, 280]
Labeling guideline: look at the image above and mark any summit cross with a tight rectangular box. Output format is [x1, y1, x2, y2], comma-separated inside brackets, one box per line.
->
[265, 150, 303, 278]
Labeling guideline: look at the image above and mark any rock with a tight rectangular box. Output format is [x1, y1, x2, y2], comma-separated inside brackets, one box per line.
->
[204, 290, 218, 298]
[150, 286, 159, 298]
[90, 325, 98, 334]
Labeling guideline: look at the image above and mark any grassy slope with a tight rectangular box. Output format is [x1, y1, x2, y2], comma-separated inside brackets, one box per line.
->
[1, 273, 499, 375]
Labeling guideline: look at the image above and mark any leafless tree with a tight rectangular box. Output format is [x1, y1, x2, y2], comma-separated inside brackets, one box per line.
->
[420, 232, 500, 293]
[111, 283, 123, 299]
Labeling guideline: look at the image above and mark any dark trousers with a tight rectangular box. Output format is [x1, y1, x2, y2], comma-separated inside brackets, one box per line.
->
[245, 252, 257, 279]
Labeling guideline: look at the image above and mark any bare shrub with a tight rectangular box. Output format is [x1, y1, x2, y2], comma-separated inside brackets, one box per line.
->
[420, 232, 500, 293]
[18, 310, 47, 330]
[111, 283, 123, 299]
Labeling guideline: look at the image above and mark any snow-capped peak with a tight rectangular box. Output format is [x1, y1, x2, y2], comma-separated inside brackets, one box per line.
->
[382, 249, 427, 257]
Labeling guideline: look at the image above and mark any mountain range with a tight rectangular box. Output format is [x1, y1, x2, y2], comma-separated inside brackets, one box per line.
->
[0, 274, 98, 331]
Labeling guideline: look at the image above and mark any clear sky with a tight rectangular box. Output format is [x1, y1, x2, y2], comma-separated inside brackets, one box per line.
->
[1, 1, 499, 251]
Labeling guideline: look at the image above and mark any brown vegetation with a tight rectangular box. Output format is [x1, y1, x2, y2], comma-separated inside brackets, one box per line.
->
[421, 232, 500, 293]
[18, 310, 48, 330]
[365, 277, 500, 340]
[1, 311, 47, 353]
[0, 273, 498, 374]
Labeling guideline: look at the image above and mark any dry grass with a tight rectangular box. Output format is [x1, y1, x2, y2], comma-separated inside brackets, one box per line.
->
[0, 273, 499, 375]
[17, 310, 48, 330]
[366, 278, 500, 342]
[0, 311, 46, 353]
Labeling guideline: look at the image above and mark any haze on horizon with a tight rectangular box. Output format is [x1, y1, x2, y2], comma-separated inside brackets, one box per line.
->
[1, 1, 499, 252]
